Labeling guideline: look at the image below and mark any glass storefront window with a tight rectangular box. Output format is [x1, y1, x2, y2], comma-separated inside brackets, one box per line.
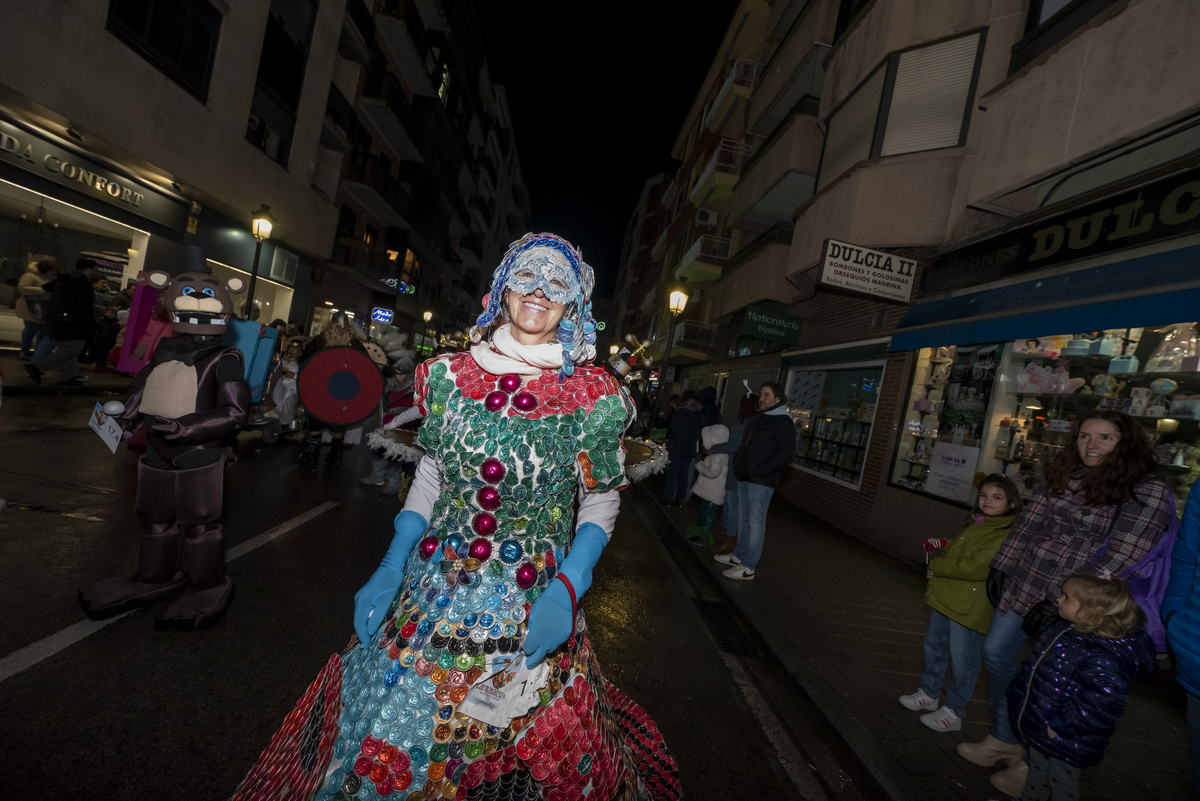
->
[785, 362, 885, 488]
[209, 260, 294, 323]
[892, 327, 1200, 510]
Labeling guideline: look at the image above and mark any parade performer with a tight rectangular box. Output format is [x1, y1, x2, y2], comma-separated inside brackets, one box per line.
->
[78, 246, 249, 630]
[363, 349, 423, 497]
[234, 234, 680, 801]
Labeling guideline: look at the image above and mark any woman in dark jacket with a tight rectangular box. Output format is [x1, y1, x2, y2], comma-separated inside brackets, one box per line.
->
[662, 390, 702, 506]
[960, 410, 1172, 797]
[1007, 574, 1155, 798]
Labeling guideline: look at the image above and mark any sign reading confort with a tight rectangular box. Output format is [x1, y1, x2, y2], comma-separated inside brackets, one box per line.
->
[0, 118, 187, 231]
[818, 239, 916, 303]
[741, 304, 801, 345]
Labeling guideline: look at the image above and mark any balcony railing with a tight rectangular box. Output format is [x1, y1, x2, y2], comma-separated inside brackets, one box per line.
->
[346, 0, 376, 47]
[321, 83, 359, 151]
[331, 239, 400, 283]
[690, 139, 752, 204]
[672, 320, 718, 355]
[362, 70, 426, 154]
[468, 193, 495, 225]
[343, 152, 410, 221]
[675, 235, 732, 283]
[459, 232, 484, 260]
[705, 59, 764, 127]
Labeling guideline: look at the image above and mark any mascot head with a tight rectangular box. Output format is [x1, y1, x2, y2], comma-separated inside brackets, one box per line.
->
[145, 246, 244, 335]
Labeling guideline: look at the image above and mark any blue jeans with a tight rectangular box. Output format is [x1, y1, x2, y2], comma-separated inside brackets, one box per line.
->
[722, 487, 739, 539]
[32, 334, 55, 363]
[20, 320, 41, 355]
[685, 457, 697, 500]
[732, 482, 773, 570]
[920, 609, 987, 718]
[981, 607, 1028, 744]
[1188, 692, 1200, 796]
[662, 456, 691, 502]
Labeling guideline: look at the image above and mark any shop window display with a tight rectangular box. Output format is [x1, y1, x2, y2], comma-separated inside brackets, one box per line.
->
[891, 326, 1200, 510]
[786, 364, 884, 487]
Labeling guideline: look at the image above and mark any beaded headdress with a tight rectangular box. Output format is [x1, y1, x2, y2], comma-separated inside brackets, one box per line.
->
[473, 233, 599, 382]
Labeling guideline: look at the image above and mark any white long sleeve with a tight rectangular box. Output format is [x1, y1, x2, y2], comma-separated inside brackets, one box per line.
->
[383, 405, 423, 430]
[576, 486, 621, 540]
[401, 456, 442, 521]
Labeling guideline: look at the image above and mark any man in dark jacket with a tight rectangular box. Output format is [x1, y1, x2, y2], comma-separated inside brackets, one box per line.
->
[662, 390, 703, 506]
[27, 258, 102, 386]
[714, 381, 796, 580]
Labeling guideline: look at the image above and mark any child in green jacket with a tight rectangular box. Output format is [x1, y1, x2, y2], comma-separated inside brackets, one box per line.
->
[899, 473, 1023, 732]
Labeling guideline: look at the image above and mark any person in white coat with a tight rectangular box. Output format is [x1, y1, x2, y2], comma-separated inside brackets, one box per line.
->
[688, 423, 729, 544]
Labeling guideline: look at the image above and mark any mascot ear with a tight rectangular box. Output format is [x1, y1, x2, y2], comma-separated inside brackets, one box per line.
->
[225, 276, 246, 295]
[145, 271, 172, 289]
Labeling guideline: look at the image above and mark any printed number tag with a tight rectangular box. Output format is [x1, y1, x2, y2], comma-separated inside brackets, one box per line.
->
[89, 403, 123, 454]
[458, 655, 549, 727]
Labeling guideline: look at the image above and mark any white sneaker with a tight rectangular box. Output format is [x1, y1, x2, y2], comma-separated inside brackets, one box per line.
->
[920, 706, 962, 732]
[723, 565, 755, 580]
[713, 552, 741, 565]
[899, 688, 939, 711]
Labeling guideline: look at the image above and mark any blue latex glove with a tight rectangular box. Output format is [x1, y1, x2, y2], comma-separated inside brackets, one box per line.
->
[523, 522, 607, 666]
[353, 510, 428, 646]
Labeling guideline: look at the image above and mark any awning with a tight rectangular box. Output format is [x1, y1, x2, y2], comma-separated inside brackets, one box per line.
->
[889, 242, 1200, 351]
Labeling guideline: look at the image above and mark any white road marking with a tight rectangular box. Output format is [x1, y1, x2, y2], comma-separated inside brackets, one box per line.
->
[720, 651, 830, 801]
[0, 500, 339, 684]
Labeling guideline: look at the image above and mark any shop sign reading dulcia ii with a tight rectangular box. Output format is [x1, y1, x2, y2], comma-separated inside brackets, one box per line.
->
[818, 239, 916, 303]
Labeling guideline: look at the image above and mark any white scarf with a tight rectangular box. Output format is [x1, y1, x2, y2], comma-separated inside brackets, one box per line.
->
[470, 324, 562, 376]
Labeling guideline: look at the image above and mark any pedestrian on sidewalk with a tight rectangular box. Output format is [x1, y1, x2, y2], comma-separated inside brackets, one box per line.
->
[707, 392, 759, 555]
[687, 386, 720, 500]
[899, 474, 1022, 733]
[1162, 477, 1200, 793]
[15, 260, 56, 359]
[26, 258, 102, 386]
[1006, 573, 1156, 800]
[961, 410, 1172, 797]
[92, 306, 121, 372]
[714, 381, 796, 580]
[661, 389, 702, 506]
[687, 422, 728, 544]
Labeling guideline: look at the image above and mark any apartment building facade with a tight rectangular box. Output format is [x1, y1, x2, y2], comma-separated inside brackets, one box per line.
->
[614, 0, 1200, 560]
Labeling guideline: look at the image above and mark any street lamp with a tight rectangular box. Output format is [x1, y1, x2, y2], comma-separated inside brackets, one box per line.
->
[610, 345, 619, 355]
[656, 289, 689, 417]
[421, 310, 433, 353]
[244, 204, 275, 318]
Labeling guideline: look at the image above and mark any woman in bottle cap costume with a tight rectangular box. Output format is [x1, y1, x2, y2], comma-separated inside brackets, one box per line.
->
[235, 233, 680, 801]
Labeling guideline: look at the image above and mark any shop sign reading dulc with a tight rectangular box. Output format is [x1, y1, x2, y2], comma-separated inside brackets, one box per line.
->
[818, 239, 916, 303]
[0, 118, 187, 231]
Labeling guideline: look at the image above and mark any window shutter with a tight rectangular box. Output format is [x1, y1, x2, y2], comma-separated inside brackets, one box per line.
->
[817, 67, 886, 190]
[269, 248, 298, 283]
[881, 33, 980, 157]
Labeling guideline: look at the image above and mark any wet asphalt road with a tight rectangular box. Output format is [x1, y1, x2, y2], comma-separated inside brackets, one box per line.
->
[0, 395, 862, 800]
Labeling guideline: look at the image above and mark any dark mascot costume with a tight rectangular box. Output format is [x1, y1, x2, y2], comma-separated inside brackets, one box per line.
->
[78, 246, 250, 630]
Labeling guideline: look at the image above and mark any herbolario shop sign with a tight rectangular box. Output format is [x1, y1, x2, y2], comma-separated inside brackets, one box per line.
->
[741, 305, 801, 345]
[818, 239, 916, 303]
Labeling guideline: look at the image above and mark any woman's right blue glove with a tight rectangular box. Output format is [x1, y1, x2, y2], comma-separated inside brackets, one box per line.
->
[353, 510, 428, 646]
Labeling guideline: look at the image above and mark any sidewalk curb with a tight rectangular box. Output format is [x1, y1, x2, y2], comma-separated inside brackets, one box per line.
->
[638, 483, 920, 801]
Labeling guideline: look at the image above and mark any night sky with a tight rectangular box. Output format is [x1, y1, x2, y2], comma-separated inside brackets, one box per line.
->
[476, 0, 742, 297]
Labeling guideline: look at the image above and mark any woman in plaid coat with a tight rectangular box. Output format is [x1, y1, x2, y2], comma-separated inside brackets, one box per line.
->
[955, 410, 1172, 796]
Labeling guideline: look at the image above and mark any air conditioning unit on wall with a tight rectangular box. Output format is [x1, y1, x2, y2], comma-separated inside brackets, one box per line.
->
[695, 209, 717, 226]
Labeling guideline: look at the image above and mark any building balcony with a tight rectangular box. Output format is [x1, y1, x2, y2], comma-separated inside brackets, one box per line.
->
[338, 0, 376, 63]
[689, 139, 751, 209]
[674, 235, 732, 284]
[668, 320, 718, 365]
[713, 224, 799, 318]
[359, 71, 425, 162]
[321, 83, 358, 152]
[467, 193, 495, 231]
[459, 232, 484, 262]
[728, 111, 822, 232]
[330, 239, 400, 286]
[705, 59, 763, 132]
[342, 152, 410, 227]
[377, 0, 440, 98]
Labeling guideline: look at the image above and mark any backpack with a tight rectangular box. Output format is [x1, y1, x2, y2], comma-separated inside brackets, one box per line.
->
[1090, 489, 1180, 652]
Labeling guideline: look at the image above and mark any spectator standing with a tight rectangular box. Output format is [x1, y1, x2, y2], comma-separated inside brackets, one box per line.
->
[26, 258, 101, 386]
[714, 382, 796, 580]
[661, 390, 702, 506]
[92, 306, 121, 372]
[15, 260, 56, 359]
[898, 475, 1022, 733]
[961, 410, 1172, 797]
[1163, 478, 1200, 793]
[1005, 574, 1156, 800]
[708, 393, 759, 556]
[687, 423, 729, 544]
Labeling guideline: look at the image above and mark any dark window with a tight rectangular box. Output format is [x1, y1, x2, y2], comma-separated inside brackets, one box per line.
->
[833, 0, 872, 42]
[363, 224, 378, 246]
[107, 0, 221, 100]
[336, 204, 358, 237]
[246, 0, 318, 166]
[1010, 0, 1120, 75]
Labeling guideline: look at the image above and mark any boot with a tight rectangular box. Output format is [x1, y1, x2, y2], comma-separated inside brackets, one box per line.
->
[78, 525, 188, 619]
[326, 438, 343, 464]
[156, 525, 235, 630]
[989, 757, 1028, 797]
[957, 734, 1025, 767]
[361, 456, 389, 486]
[302, 435, 322, 469]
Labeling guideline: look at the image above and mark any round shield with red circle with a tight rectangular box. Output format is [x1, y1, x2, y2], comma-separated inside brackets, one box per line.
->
[298, 346, 384, 426]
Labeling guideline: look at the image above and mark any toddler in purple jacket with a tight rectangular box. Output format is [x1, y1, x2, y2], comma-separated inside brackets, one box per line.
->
[1007, 574, 1156, 799]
